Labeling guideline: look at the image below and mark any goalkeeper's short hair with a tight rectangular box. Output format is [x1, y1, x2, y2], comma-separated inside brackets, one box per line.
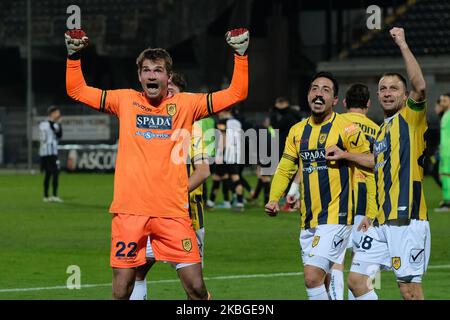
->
[136, 48, 173, 74]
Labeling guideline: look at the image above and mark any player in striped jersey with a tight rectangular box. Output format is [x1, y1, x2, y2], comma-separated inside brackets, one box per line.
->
[287, 84, 382, 300]
[358, 28, 430, 300]
[266, 72, 377, 300]
[39, 105, 63, 203]
[340, 84, 381, 298]
[130, 73, 210, 300]
[326, 84, 389, 300]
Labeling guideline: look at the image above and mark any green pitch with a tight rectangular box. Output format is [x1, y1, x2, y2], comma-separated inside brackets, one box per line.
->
[0, 173, 448, 300]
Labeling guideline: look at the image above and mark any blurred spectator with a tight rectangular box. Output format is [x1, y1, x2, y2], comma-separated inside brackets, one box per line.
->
[269, 97, 304, 162]
[436, 93, 450, 211]
[431, 98, 443, 188]
[250, 116, 274, 205]
[39, 105, 63, 203]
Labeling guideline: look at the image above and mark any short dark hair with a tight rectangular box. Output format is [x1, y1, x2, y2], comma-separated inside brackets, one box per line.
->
[345, 83, 370, 109]
[47, 105, 60, 115]
[310, 71, 339, 97]
[171, 72, 187, 92]
[136, 48, 173, 74]
[381, 72, 407, 90]
[442, 93, 450, 99]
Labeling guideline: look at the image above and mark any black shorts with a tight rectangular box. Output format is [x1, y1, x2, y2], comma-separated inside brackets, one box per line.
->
[40, 155, 58, 173]
[212, 164, 228, 177]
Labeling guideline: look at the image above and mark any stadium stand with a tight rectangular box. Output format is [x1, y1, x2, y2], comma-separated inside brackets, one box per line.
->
[345, 0, 450, 58]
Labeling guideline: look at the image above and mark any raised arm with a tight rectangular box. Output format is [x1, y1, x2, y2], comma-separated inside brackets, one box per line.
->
[65, 29, 120, 115]
[390, 27, 426, 101]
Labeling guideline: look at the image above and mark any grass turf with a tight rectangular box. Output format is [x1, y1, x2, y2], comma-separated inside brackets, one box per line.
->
[0, 173, 448, 299]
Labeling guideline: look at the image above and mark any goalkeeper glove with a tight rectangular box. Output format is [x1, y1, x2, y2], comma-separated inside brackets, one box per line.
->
[225, 28, 249, 56]
[65, 29, 89, 57]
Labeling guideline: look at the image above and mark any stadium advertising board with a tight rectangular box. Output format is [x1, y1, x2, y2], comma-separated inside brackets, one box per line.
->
[58, 144, 117, 172]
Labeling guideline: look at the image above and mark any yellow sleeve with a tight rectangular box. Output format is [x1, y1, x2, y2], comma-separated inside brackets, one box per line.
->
[342, 123, 371, 154]
[402, 97, 427, 127]
[358, 165, 377, 220]
[269, 126, 299, 202]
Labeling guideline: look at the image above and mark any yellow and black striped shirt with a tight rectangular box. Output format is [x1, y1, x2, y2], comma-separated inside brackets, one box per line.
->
[188, 121, 208, 230]
[270, 112, 377, 229]
[341, 112, 380, 221]
[374, 97, 428, 222]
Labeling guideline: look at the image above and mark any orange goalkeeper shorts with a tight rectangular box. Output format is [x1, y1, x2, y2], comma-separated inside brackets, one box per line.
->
[110, 213, 201, 268]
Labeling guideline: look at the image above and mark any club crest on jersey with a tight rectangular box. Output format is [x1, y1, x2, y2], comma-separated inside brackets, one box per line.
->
[392, 257, 401, 270]
[136, 115, 172, 130]
[166, 104, 177, 116]
[318, 133, 328, 145]
[312, 236, 320, 248]
[182, 238, 193, 252]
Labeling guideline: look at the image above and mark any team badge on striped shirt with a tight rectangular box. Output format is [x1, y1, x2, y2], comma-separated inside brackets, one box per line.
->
[318, 133, 328, 145]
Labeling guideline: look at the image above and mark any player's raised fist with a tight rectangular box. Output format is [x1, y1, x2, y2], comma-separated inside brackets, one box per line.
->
[390, 27, 407, 48]
[265, 201, 279, 217]
[225, 28, 249, 56]
[65, 29, 89, 56]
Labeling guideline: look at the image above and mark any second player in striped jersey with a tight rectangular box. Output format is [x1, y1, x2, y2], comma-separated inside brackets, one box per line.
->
[344, 28, 430, 300]
[266, 72, 377, 300]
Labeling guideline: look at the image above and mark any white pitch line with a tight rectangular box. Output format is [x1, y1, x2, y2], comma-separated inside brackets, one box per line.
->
[0, 272, 304, 293]
[1, 265, 449, 293]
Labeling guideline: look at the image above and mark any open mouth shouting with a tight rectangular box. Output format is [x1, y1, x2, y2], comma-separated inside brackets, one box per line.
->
[146, 82, 160, 96]
[311, 96, 326, 109]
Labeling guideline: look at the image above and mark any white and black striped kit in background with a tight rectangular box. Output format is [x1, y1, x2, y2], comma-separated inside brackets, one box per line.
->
[39, 120, 62, 157]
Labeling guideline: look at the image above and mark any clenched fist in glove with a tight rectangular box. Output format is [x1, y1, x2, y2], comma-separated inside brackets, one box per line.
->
[65, 29, 89, 57]
[225, 28, 249, 56]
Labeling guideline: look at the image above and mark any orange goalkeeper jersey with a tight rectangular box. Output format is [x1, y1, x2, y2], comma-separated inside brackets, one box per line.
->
[66, 55, 248, 217]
